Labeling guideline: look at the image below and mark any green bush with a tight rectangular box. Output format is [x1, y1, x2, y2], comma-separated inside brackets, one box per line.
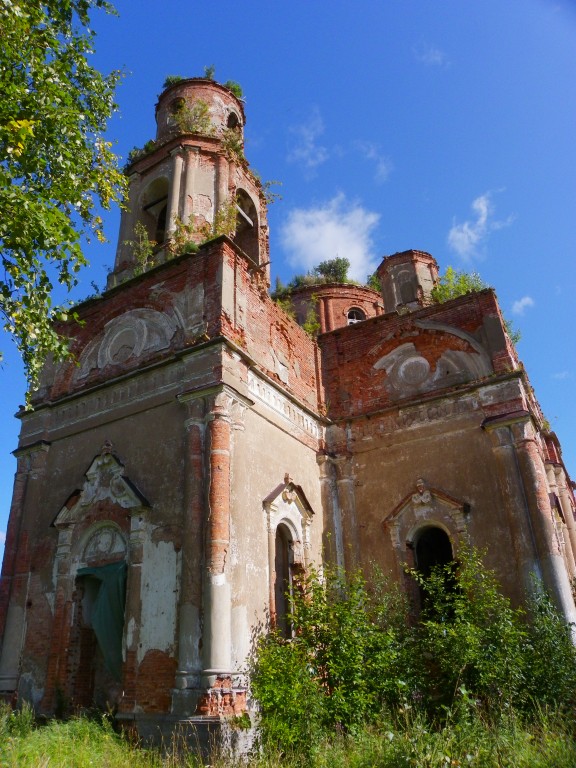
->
[524, 583, 576, 708]
[251, 567, 412, 751]
[251, 547, 576, 756]
[408, 545, 529, 715]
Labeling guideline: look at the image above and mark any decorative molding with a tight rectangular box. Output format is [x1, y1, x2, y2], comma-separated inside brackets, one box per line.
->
[384, 478, 470, 550]
[54, 444, 149, 528]
[263, 478, 314, 565]
[82, 524, 127, 565]
[247, 370, 322, 439]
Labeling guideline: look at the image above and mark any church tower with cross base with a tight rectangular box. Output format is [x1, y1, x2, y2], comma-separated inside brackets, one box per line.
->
[1, 77, 575, 751]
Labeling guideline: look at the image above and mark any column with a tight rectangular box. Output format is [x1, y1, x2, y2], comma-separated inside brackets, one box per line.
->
[0, 443, 49, 694]
[334, 455, 360, 571]
[546, 464, 576, 577]
[182, 146, 199, 224]
[513, 422, 576, 629]
[318, 297, 327, 334]
[203, 392, 233, 681]
[484, 423, 541, 590]
[215, 153, 229, 215]
[174, 396, 206, 695]
[317, 454, 345, 570]
[555, 466, 576, 571]
[166, 147, 184, 237]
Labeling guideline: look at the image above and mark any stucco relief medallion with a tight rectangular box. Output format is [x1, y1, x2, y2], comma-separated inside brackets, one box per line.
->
[374, 333, 492, 401]
[83, 525, 126, 563]
[75, 308, 177, 381]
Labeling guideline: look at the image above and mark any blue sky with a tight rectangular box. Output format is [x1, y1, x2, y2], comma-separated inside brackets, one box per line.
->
[1, 0, 575, 560]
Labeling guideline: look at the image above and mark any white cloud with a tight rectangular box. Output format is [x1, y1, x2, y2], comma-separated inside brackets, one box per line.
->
[552, 371, 572, 380]
[511, 296, 535, 316]
[413, 43, 449, 67]
[287, 107, 329, 175]
[447, 192, 513, 259]
[280, 194, 380, 282]
[354, 141, 393, 183]
[0, 531, 5, 545]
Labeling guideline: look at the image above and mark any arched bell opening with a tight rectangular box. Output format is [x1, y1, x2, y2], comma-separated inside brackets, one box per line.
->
[139, 177, 169, 249]
[234, 189, 260, 264]
[347, 307, 366, 325]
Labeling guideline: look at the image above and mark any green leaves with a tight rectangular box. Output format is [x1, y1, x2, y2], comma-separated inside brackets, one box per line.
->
[431, 266, 488, 303]
[0, 0, 126, 402]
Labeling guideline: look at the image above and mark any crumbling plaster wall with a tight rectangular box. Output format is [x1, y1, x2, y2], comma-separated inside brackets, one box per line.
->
[227, 399, 324, 673]
[327, 398, 530, 605]
[2, 385, 191, 712]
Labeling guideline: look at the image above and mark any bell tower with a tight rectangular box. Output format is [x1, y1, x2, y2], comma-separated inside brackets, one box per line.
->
[109, 78, 269, 287]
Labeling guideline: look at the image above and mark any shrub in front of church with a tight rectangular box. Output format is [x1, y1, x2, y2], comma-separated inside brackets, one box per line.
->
[250, 547, 576, 756]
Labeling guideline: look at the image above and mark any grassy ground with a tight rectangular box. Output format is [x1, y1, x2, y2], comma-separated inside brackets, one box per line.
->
[1, 704, 575, 768]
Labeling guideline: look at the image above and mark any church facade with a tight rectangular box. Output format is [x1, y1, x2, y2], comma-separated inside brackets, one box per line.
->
[1, 78, 575, 740]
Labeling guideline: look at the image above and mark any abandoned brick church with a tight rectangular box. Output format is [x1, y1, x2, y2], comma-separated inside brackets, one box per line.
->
[1, 78, 575, 739]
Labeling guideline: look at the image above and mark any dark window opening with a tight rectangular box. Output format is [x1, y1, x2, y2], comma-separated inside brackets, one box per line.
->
[140, 179, 169, 251]
[170, 97, 185, 114]
[347, 307, 366, 325]
[227, 112, 240, 129]
[415, 527, 453, 578]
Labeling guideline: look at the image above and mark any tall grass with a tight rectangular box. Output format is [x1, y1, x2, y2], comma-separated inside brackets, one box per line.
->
[1, 703, 575, 768]
[0, 704, 175, 768]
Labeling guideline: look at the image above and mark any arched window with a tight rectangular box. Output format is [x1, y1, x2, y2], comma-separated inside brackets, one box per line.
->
[227, 111, 240, 129]
[274, 523, 293, 638]
[347, 307, 366, 325]
[155, 204, 167, 244]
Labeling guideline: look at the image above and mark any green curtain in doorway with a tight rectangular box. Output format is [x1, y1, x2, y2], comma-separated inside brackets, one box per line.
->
[77, 561, 127, 681]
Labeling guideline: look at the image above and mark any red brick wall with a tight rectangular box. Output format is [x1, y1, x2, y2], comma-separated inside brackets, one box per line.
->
[319, 289, 519, 421]
[45, 238, 322, 415]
